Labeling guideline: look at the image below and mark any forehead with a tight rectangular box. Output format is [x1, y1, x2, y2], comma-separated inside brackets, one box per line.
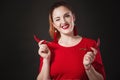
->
[52, 6, 71, 18]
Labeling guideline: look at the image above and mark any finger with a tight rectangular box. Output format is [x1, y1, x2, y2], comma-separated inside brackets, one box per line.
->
[40, 46, 47, 51]
[41, 50, 48, 53]
[85, 56, 91, 61]
[38, 40, 45, 47]
[39, 52, 48, 58]
[38, 48, 48, 55]
[86, 54, 93, 63]
[84, 55, 91, 66]
[85, 51, 96, 62]
[90, 47, 97, 55]
[40, 45, 48, 52]
[87, 52, 95, 59]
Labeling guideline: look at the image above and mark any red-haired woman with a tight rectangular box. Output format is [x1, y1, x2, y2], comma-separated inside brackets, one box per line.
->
[36, 1, 106, 80]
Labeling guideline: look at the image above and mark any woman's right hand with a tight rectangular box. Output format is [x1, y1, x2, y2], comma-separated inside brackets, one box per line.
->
[38, 40, 51, 62]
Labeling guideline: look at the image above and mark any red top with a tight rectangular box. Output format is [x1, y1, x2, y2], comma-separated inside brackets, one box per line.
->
[39, 37, 106, 80]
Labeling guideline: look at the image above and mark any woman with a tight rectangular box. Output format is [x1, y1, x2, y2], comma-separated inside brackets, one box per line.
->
[36, 1, 106, 80]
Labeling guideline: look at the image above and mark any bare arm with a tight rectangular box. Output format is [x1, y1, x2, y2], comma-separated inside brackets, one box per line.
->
[36, 40, 51, 80]
[84, 65, 104, 80]
[83, 47, 104, 80]
[37, 59, 51, 80]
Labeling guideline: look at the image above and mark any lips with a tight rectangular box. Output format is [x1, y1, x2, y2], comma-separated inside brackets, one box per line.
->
[61, 24, 69, 30]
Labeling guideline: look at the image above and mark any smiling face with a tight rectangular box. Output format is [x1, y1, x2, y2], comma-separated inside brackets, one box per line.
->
[52, 6, 75, 35]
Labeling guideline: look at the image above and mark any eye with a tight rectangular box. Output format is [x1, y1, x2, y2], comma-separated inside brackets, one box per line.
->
[65, 14, 70, 17]
[56, 19, 60, 21]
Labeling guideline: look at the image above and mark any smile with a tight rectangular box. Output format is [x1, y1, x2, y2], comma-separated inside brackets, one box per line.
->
[61, 24, 69, 30]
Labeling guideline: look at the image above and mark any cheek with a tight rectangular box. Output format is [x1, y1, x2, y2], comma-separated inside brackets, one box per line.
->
[54, 22, 60, 28]
[68, 19, 74, 27]
[67, 17, 74, 23]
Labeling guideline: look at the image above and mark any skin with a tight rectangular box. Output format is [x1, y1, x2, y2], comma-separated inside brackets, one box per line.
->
[37, 6, 104, 80]
[52, 6, 75, 36]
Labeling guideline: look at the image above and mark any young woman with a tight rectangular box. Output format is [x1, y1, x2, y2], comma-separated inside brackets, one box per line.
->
[36, 1, 106, 80]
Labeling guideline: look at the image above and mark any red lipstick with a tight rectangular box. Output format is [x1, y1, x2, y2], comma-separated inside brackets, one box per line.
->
[61, 24, 69, 30]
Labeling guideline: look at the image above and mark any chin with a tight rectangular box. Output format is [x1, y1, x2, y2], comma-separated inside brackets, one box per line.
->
[63, 31, 73, 35]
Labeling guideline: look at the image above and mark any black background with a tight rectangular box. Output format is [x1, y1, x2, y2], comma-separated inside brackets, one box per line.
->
[1, 0, 119, 80]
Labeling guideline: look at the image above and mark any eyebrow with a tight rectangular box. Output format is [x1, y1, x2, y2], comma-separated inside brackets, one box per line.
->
[64, 12, 70, 15]
[53, 12, 70, 20]
[53, 17, 60, 19]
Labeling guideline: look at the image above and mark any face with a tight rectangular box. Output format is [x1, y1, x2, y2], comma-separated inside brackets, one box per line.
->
[52, 6, 75, 35]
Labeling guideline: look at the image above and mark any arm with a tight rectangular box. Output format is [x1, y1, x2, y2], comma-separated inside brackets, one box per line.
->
[37, 59, 51, 80]
[36, 40, 51, 80]
[83, 47, 105, 80]
[84, 65, 104, 80]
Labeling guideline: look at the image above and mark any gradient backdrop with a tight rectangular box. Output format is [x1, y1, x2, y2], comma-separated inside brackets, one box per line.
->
[1, 0, 118, 80]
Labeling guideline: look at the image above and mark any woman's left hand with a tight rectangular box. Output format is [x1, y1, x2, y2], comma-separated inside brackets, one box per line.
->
[83, 47, 97, 69]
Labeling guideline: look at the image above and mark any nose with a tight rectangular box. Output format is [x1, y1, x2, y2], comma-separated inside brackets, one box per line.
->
[61, 17, 66, 24]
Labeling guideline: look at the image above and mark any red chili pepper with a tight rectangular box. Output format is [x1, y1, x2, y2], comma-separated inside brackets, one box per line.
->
[96, 37, 100, 48]
[34, 34, 100, 51]
[80, 37, 100, 52]
[34, 34, 58, 49]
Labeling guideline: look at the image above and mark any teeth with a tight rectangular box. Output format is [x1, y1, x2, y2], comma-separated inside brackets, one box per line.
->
[63, 26, 67, 29]
[62, 24, 68, 29]
[63, 26, 67, 28]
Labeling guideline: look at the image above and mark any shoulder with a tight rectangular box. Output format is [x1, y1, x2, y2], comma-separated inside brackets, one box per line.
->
[82, 37, 97, 48]
[82, 37, 96, 43]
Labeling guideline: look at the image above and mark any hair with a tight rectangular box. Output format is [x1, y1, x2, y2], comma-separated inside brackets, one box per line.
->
[48, 0, 75, 40]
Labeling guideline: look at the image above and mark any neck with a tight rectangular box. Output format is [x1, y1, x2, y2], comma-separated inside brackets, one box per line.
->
[58, 33, 81, 47]
[60, 32, 74, 41]
[59, 32, 80, 45]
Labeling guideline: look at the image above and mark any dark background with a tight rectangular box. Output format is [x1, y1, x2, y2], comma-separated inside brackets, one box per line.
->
[1, 0, 119, 80]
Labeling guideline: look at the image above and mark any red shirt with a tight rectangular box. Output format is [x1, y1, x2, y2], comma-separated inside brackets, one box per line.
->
[39, 37, 106, 80]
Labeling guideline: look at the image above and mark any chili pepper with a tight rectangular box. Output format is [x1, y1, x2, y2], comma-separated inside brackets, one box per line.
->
[80, 38, 100, 52]
[96, 37, 100, 48]
[34, 34, 58, 49]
